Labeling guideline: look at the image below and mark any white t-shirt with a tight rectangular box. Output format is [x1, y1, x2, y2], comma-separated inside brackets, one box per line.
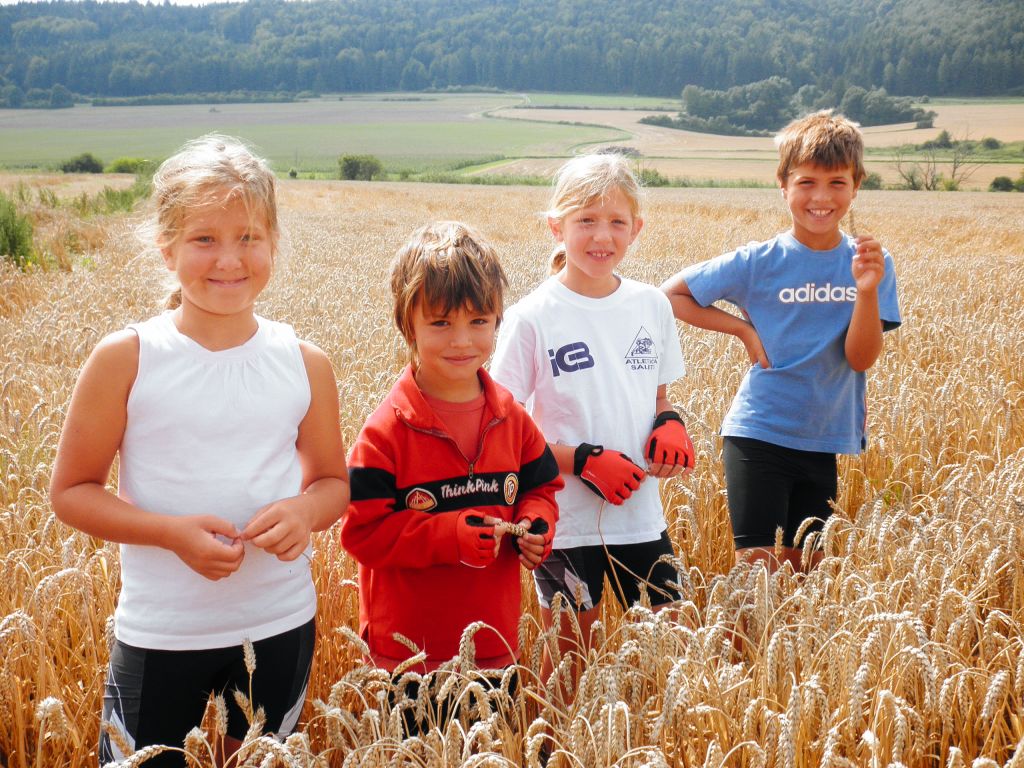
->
[490, 276, 685, 547]
[116, 312, 316, 650]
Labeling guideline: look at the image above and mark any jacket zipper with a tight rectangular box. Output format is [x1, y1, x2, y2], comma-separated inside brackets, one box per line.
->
[397, 412, 503, 480]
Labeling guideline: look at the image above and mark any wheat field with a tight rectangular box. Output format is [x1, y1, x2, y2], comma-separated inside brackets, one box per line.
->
[2, 179, 1023, 767]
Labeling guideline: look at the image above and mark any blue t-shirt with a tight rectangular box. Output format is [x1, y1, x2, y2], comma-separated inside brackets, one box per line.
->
[683, 231, 901, 454]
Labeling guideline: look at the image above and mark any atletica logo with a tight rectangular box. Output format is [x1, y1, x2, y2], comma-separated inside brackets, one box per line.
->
[624, 326, 658, 371]
[778, 283, 857, 303]
[548, 342, 594, 377]
[441, 477, 500, 499]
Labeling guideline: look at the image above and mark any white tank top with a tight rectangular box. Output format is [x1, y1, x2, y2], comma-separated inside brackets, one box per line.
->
[115, 312, 315, 650]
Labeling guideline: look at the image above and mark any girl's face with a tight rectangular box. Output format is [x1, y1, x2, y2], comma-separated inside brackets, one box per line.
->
[549, 186, 643, 298]
[162, 193, 273, 324]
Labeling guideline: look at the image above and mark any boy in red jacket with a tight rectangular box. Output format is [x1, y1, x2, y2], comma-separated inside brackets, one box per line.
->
[341, 221, 562, 732]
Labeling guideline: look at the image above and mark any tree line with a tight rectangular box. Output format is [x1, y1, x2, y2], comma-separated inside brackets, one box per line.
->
[1, 0, 1021, 107]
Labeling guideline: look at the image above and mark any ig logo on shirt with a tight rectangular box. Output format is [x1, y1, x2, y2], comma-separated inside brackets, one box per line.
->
[548, 342, 594, 377]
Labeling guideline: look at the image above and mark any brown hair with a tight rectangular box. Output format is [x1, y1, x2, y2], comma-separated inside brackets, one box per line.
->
[545, 153, 643, 275]
[775, 110, 866, 186]
[140, 134, 279, 308]
[390, 221, 509, 363]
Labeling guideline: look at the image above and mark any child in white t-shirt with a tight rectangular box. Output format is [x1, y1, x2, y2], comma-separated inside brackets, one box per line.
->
[490, 152, 694, 693]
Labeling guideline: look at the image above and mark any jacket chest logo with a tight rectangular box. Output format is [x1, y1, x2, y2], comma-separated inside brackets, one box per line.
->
[504, 473, 519, 505]
[406, 488, 438, 512]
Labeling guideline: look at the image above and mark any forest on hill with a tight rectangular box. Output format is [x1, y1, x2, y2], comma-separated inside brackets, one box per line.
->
[1, 0, 1022, 108]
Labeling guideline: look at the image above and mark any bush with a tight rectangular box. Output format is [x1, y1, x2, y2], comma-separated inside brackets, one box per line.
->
[339, 154, 383, 181]
[638, 167, 669, 187]
[288, 168, 298, 179]
[989, 176, 1015, 192]
[60, 152, 104, 174]
[106, 157, 151, 174]
[981, 137, 1002, 150]
[0, 191, 35, 268]
[860, 172, 884, 190]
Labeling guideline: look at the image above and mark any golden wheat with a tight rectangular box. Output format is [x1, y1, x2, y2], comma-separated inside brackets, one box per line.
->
[1, 178, 1023, 766]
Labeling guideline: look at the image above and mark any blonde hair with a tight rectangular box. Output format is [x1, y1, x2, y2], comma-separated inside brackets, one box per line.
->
[545, 153, 643, 274]
[142, 134, 279, 308]
[390, 221, 509, 363]
[775, 110, 866, 185]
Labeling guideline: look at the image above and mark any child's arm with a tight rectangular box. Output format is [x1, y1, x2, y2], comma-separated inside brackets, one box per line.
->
[844, 233, 886, 372]
[341, 427, 500, 569]
[548, 441, 645, 505]
[242, 342, 350, 561]
[509, 429, 562, 570]
[644, 385, 695, 479]
[661, 272, 769, 369]
[49, 332, 245, 580]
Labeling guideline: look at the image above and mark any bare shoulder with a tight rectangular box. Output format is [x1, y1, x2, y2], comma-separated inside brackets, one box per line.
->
[298, 339, 334, 375]
[298, 340, 339, 398]
[85, 328, 140, 385]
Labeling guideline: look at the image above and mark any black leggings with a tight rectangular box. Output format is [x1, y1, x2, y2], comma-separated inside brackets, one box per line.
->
[99, 619, 315, 767]
[723, 436, 836, 549]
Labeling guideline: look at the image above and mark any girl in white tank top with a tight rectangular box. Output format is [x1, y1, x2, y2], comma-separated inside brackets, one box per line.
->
[50, 135, 350, 765]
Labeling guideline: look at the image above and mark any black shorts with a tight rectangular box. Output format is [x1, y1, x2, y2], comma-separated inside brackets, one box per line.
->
[533, 530, 681, 612]
[723, 436, 837, 549]
[99, 618, 315, 767]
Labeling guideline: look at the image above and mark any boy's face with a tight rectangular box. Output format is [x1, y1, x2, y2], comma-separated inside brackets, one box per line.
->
[781, 162, 859, 251]
[410, 299, 498, 402]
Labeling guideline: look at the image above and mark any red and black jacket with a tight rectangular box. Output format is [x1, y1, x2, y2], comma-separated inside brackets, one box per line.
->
[341, 365, 561, 670]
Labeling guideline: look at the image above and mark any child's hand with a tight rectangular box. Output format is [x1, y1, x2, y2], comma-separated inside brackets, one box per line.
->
[852, 232, 885, 292]
[242, 496, 316, 562]
[738, 322, 770, 369]
[171, 515, 245, 580]
[456, 511, 499, 567]
[644, 411, 695, 478]
[573, 443, 644, 504]
[510, 517, 552, 570]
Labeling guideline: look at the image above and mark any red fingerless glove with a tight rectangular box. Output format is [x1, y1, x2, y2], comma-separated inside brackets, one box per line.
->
[573, 443, 644, 504]
[644, 411, 695, 469]
[511, 516, 553, 562]
[456, 510, 496, 568]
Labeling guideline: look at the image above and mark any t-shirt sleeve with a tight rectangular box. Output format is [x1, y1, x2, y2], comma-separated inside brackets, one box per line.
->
[681, 246, 752, 309]
[489, 308, 537, 403]
[879, 250, 902, 332]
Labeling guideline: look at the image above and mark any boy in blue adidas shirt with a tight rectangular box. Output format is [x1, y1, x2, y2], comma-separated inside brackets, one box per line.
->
[661, 110, 901, 572]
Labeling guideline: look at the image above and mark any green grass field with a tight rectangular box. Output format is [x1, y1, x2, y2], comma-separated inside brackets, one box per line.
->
[2, 92, 1021, 188]
[0, 93, 627, 173]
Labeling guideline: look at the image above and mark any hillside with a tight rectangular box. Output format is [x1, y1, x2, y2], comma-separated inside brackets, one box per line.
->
[1, 0, 1022, 105]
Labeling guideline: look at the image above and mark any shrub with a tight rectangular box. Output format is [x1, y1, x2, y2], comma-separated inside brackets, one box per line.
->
[339, 154, 383, 181]
[638, 167, 669, 187]
[980, 137, 1002, 151]
[288, 168, 298, 179]
[60, 153, 104, 174]
[860, 172, 884, 190]
[0, 191, 35, 268]
[989, 176, 1015, 192]
[106, 157, 151, 174]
